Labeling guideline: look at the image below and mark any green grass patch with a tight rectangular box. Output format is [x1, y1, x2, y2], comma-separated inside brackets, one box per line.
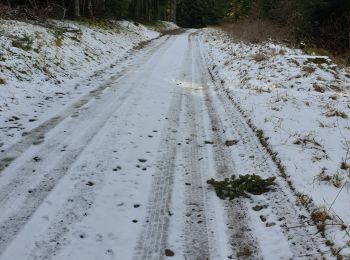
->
[306, 57, 329, 65]
[207, 174, 276, 200]
[144, 21, 164, 31]
[303, 48, 329, 56]
[76, 17, 118, 31]
[140, 21, 170, 32]
[326, 110, 348, 119]
[53, 29, 64, 47]
[12, 35, 33, 51]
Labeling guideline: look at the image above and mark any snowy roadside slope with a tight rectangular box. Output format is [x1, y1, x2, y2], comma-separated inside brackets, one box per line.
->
[0, 20, 175, 149]
[202, 28, 350, 257]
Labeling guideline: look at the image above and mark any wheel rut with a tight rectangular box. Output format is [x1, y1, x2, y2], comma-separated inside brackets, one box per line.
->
[190, 34, 261, 259]
[0, 37, 173, 257]
[0, 35, 171, 174]
[195, 32, 328, 258]
[0, 29, 331, 260]
[180, 34, 211, 259]
[134, 84, 183, 260]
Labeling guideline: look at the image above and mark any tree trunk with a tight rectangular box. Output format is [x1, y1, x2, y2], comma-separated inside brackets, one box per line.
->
[87, 0, 93, 18]
[74, 0, 80, 17]
[347, 12, 350, 49]
[173, 0, 176, 23]
[101, 0, 105, 13]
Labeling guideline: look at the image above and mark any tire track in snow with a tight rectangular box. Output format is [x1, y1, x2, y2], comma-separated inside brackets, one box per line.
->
[213, 89, 325, 258]
[134, 91, 183, 259]
[0, 37, 174, 257]
[0, 35, 171, 174]
[190, 32, 261, 259]
[26, 98, 139, 260]
[0, 82, 137, 256]
[195, 32, 327, 258]
[180, 34, 211, 259]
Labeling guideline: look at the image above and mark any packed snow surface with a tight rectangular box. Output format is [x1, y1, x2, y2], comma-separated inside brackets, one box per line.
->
[0, 19, 348, 259]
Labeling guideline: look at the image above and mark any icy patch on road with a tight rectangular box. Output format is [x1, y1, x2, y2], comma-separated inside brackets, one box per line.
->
[203, 28, 350, 257]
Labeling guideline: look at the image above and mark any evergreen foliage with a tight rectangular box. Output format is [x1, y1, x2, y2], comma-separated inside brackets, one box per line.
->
[176, 0, 227, 27]
[0, 0, 176, 22]
[207, 174, 276, 200]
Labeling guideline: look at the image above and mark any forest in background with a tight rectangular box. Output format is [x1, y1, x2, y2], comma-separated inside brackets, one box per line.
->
[0, 0, 177, 22]
[1, 0, 350, 59]
[224, 0, 350, 56]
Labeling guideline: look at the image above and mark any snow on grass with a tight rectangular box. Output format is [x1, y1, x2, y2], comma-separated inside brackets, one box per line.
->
[202, 28, 350, 257]
[0, 19, 175, 149]
[157, 21, 180, 31]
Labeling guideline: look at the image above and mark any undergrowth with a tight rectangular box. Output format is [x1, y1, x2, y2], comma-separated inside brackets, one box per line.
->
[53, 29, 64, 47]
[76, 17, 120, 32]
[140, 21, 170, 32]
[207, 174, 276, 200]
[12, 35, 33, 51]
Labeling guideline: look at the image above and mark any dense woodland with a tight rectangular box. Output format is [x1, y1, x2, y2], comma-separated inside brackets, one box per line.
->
[0, 0, 177, 21]
[1, 0, 350, 54]
[225, 0, 350, 53]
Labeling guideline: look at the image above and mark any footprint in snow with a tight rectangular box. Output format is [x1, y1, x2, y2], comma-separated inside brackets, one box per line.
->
[225, 139, 239, 146]
[165, 249, 175, 257]
[252, 205, 268, 211]
[113, 166, 122, 171]
[260, 215, 267, 222]
[96, 234, 103, 242]
[106, 249, 114, 256]
[266, 222, 276, 227]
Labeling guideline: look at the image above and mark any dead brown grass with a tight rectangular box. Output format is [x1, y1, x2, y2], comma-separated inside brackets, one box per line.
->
[218, 19, 291, 44]
[313, 84, 325, 93]
[216, 19, 350, 68]
[311, 208, 331, 233]
[251, 53, 268, 62]
[302, 66, 316, 75]
[296, 192, 311, 207]
[340, 161, 350, 170]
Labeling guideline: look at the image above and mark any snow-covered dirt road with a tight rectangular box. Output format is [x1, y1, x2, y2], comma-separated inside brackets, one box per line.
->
[0, 30, 331, 259]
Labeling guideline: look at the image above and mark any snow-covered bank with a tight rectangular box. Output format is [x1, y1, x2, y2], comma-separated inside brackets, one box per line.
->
[0, 19, 177, 149]
[202, 28, 350, 257]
